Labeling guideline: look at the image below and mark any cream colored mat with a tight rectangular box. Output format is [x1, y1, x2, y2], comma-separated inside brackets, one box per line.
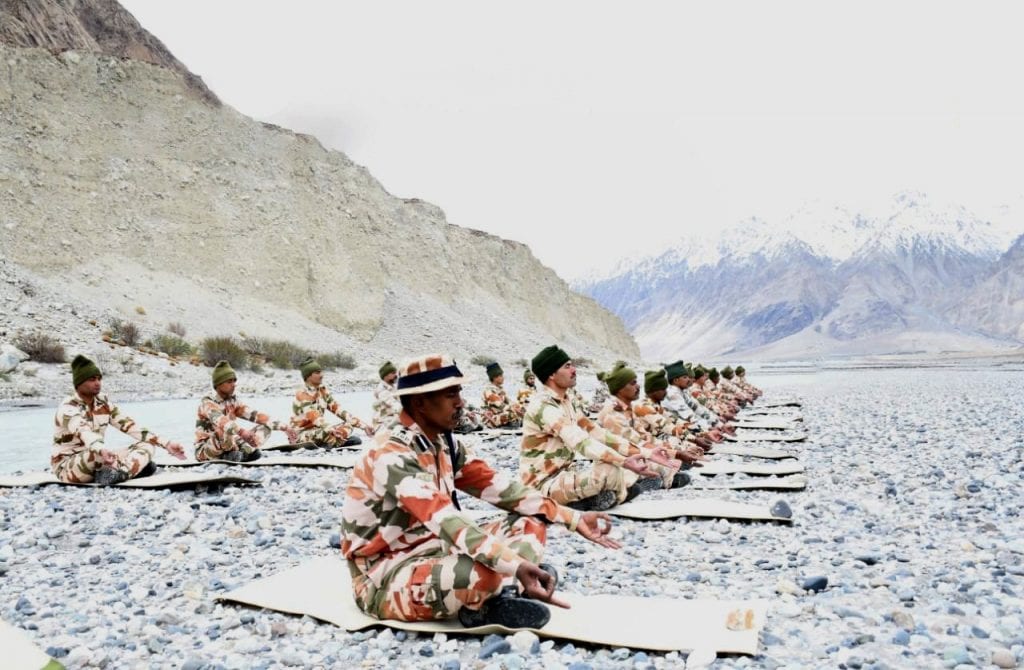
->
[708, 444, 797, 460]
[725, 431, 807, 443]
[1, 619, 62, 670]
[690, 475, 807, 491]
[156, 454, 359, 469]
[609, 498, 793, 522]
[695, 460, 804, 476]
[732, 421, 798, 430]
[218, 555, 768, 654]
[0, 470, 259, 489]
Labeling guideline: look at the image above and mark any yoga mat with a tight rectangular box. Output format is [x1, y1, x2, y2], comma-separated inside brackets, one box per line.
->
[218, 555, 768, 654]
[732, 421, 799, 431]
[0, 619, 62, 670]
[609, 498, 793, 523]
[156, 454, 359, 469]
[708, 444, 798, 460]
[695, 461, 804, 477]
[690, 475, 807, 491]
[0, 470, 259, 489]
[724, 431, 807, 443]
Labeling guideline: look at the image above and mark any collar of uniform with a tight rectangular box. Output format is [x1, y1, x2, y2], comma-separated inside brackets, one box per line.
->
[612, 396, 631, 412]
[72, 392, 107, 408]
[537, 385, 563, 403]
[304, 382, 321, 392]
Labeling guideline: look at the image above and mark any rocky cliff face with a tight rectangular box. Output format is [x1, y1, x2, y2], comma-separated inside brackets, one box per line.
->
[0, 6, 637, 365]
[0, 0, 218, 103]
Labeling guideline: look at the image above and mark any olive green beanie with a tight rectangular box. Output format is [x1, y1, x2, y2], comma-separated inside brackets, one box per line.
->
[485, 362, 503, 381]
[211, 360, 237, 388]
[531, 345, 570, 383]
[644, 369, 668, 394]
[523, 369, 535, 384]
[736, 365, 746, 376]
[604, 362, 636, 395]
[71, 354, 102, 389]
[709, 367, 720, 382]
[664, 360, 687, 381]
[379, 361, 397, 380]
[300, 356, 322, 381]
[693, 365, 708, 379]
[721, 365, 735, 379]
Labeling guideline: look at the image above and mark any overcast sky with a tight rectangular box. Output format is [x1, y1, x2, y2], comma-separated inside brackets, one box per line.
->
[121, 1, 1024, 280]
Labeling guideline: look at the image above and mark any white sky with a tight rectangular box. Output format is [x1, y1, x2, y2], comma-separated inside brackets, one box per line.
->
[120, 1, 1024, 280]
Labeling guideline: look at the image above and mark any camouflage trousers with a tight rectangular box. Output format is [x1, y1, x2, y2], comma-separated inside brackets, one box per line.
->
[353, 514, 547, 622]
[194, 424, 270, 461]
[52, 442, 155, 483]
[482, 406, 523, 429]
[296, 423, 353, 448]
[538, 460, 639, 504]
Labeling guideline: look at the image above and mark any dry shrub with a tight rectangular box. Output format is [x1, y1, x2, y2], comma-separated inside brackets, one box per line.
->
[13, 331, 66, 363]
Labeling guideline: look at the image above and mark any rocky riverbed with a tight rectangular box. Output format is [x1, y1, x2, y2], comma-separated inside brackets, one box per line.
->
[1, 368, 1023, 669]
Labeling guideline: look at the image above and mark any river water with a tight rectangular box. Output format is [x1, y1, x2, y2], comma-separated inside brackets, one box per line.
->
[0, 391, 375, 475]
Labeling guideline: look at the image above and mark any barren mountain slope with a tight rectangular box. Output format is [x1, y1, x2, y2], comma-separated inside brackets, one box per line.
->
[0, 41, 637, 362]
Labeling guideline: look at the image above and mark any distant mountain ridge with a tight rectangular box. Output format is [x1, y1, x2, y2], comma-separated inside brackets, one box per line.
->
[576, 193, 1024, 360]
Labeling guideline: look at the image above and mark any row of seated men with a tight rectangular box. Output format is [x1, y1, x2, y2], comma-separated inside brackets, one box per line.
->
[50, 346, 765, 633]
[340, 347, 764, 630]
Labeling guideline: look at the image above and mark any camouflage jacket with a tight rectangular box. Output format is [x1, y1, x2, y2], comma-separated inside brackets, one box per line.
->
[292, 383, 366, 432]
[372, 380, 401, 430]
[516, 386, 535, 406]
[663, 385, 713, 429]
[195, 393, 286, 445]
[588, 385, 609, 413]
[632, 396, 693, 441]
[595, 397, 652, 454]
[519, 386, 629, 489]
[481, 383, 516, 417]
[342, 411, 579, 584]
[53, 393, 166, 466]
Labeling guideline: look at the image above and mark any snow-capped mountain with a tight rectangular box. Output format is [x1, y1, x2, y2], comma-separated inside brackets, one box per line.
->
[575, 193, 1024, 360]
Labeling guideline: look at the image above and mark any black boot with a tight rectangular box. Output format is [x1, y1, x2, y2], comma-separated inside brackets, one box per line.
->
[671, 472, 691, 489]
[566, 489, 617, 511]
[624, 476, 662, 502]
[242, 449, 262, 462]
[342, 436, 362, 447]
[93, 466, 130, 486]
[457, 587, 551, 629]
[136, 461, 158, 479]
[219, 450, 244, 462]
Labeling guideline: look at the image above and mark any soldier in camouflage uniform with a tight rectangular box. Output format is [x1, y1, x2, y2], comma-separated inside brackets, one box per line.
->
[596, 363, 697, 489]
[719, 366, 754, 404]
[733, 365, 763, 398]
[662, 361, 726, 442]
[633, 370, 712, 454]
[292, 357, 373, 447]
[52, 355, 186, 485]
[516, 369, 537, 407]
[520, 346, 661, 511]
[480, 362, 524, 429]
[372, 361, 402, 432]
[194, 360, 297, 462]
[341, 353, 621, 629]
[587, 370, 611, 414]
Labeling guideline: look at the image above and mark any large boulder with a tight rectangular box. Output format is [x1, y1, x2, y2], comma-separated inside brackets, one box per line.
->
[0, 344, 29, 374]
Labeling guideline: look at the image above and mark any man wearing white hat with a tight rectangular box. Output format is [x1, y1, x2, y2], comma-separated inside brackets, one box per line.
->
[341, 353, 620, 629]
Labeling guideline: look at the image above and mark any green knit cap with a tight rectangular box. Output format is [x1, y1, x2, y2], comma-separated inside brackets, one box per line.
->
[531, 345, 570, 382]
[709, 367, 720, 382]
[721, 365, 735, 379]
[523, 369, 535, 384]
[71, 354, 102, 389]
[693, 365, 708, 379]
[211, 360, 237, 388]
[379, 361, 397, 379]
[604, 362, 636, 395]
[736, 365, 746, 376]
[300, 356, 322, 381]
[664, 360, 687, 381]
[485, 362, 503, 381]
[644, 369, 668, 394]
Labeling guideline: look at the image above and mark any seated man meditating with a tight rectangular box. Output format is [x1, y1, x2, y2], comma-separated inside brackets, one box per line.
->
[52, 355, 186, 484]
[341, 353, 619, 628]
[292, 357, 373, 447]
[480, 361, 524, 429]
